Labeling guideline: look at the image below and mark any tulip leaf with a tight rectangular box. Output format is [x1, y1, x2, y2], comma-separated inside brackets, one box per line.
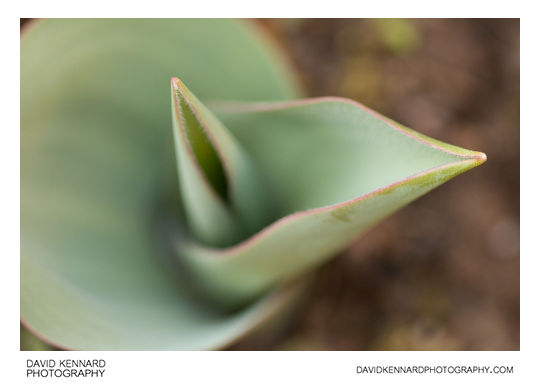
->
[21, 19, 486, 351]
[21, 19, 301, 350]
[174, 97, 486, 308]
[171, 78, 272, 246]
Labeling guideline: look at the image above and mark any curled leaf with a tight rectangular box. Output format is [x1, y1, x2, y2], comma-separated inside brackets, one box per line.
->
[21, 19, 486, 350]
[21, 19, 301, 350]
[173, 94, 486, 307]
[171, 78, 271, 246]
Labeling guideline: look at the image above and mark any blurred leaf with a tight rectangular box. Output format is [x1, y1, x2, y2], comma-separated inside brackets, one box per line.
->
[20, 324, 54, 351]
[21, 19, 301, 350]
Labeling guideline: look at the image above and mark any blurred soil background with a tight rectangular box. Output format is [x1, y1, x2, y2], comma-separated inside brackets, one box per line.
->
[235, 18, 519, 350]
[20, 19, 519, 351]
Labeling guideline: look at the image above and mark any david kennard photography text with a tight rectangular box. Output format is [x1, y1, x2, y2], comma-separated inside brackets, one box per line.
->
[26, 359, 106, 378]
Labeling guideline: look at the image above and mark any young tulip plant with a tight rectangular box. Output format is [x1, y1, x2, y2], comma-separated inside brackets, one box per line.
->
[21, 19, 486, 350]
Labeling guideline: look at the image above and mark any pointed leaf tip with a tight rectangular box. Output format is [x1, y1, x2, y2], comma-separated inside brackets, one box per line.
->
[476, 151, 487, 165]
[171, 77, 273, 246]
[171, 77, 229, 201]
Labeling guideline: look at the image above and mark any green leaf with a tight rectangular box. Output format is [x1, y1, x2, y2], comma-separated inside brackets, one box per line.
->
[173, 96, 486, 308]
[21, 19, 301, 350]
[21, 19, 486, 351]
[171, 78, 271, 246]
[20, 324, 54, 351]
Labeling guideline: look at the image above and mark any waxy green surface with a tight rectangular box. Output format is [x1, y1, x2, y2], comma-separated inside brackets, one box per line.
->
[21, 19, 485, 350]
[172, 90, 486, 307]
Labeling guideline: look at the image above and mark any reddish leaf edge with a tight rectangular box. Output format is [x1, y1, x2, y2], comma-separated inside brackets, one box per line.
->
[181, 96, 487, 256]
